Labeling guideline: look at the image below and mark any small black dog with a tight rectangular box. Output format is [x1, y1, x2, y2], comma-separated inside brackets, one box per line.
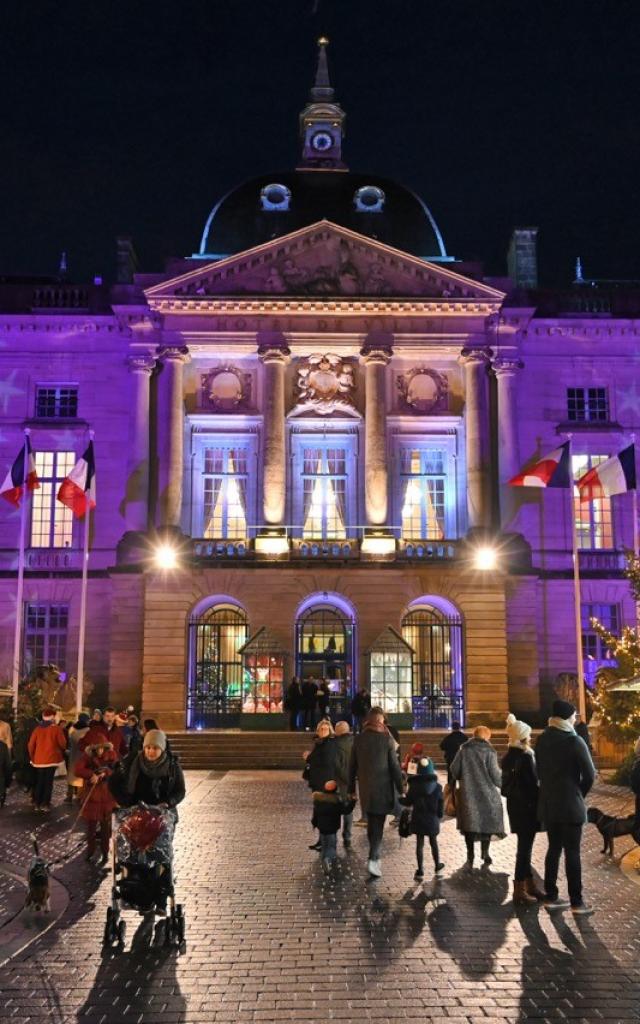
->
[25, 834, 50, 912]
[587, 806, 639, 857]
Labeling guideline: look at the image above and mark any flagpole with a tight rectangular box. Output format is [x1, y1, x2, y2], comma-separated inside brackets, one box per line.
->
[11, 430, 30, 718]
[75, 430, 93, 714]
[567, 435, 587, 723]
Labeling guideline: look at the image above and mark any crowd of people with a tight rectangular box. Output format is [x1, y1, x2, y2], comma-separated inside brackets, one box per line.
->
[0, 705, 185, 866]
[285, 677, 372, 732]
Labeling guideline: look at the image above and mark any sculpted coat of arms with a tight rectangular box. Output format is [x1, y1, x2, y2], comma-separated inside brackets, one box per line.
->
[291, 354, 359, 417]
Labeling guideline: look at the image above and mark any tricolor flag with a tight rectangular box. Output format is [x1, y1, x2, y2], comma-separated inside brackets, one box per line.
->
[508, 441, 571, 488]
[576, 444, 636, 501]
[0, 437, 39, 507]
[57, 441, 96, 518]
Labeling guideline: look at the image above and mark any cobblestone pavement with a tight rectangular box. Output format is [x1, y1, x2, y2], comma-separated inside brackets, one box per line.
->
[0, 771, 639, 1023]
[0, 872, 26, 930]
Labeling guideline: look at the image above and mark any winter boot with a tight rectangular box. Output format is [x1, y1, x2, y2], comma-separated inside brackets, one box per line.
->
[525, 876, 546, 901]
[513, 880, 537, 905]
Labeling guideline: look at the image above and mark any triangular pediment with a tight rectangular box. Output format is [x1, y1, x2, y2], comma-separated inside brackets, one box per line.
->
[145, 222, 505, 303]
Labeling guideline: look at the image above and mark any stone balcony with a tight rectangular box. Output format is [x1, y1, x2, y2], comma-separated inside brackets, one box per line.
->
[191, 532, 460, 564]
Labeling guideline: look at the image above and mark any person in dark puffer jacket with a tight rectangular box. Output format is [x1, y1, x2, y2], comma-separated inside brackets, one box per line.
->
[400, 756, 444, 880]
[501, 713, 544, 905]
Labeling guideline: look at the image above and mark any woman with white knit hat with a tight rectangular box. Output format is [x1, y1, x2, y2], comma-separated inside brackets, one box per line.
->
[501, 713, 545, 905]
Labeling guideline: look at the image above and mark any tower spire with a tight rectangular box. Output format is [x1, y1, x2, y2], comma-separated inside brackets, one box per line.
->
[298, 36, 347, 171]
[311, 36, 334, 101]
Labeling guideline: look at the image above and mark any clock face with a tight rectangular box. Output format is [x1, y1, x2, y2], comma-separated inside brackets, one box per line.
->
[311, 131, 333, 152]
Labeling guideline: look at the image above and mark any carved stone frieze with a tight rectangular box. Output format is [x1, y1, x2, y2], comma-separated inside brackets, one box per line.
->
[290, 353, 359, 418]
[201, 365, 252, 411]
[396, 366, 448, 413]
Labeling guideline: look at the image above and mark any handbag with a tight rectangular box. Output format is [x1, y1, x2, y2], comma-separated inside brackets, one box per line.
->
[443, 782, 457, 817]
[398, 807, 412, 839]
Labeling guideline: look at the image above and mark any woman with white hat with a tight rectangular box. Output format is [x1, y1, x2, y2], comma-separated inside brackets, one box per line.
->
[501, 713, 544, 905]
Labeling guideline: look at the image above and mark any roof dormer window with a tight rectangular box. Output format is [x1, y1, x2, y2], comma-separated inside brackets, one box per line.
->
[260, 183, 291, 212]
[354, 186, 385, 213]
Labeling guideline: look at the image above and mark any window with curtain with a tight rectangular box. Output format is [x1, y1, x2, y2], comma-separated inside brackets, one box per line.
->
[581, 603, 619, 661]
[30, 451, 75, 548]
[23, 602, 69, 674]
[203, 447, 248, 538]
[302, 447, 347, 539]
[399, 448, 446, 540]
[572, 454, 613, 549]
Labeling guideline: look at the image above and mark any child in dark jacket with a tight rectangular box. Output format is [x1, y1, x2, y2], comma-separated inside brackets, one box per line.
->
[401, 757, 445, 879]
[312, 780, 343, 874]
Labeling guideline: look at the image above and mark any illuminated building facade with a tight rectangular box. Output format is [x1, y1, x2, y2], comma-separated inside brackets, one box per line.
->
[0, 41, 638, 729]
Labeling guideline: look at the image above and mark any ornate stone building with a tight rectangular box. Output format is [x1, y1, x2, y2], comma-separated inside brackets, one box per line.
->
[0, 41, 638, 729]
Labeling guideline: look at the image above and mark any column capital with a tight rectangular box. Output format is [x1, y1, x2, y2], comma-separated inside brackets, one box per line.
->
[157, 344, 190, 364]
[459, 346, 492, 366]
[126, 353, 156, 375]
[493, 356, 524, 377]
[360, 344, 393, 366]
[258, 343, 291, 365]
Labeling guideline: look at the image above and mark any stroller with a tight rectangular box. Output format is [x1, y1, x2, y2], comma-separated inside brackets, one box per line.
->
[103, 803, 185, 948]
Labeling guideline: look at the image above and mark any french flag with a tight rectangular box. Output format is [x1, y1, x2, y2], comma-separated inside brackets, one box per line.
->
[57, 440, 97, 518]
[576, 444, 636, 501]
[508, 442, 572, 488]
[0, 437, 40, 507]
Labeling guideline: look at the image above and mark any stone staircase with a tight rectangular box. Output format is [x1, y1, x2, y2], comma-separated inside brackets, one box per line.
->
[166, 729, 513, 771]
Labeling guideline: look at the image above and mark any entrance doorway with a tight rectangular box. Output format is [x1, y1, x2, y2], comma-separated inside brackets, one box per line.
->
[188, 602, 248, 728]
[401, 601, 464, 727]
[295, 601, 355, 720]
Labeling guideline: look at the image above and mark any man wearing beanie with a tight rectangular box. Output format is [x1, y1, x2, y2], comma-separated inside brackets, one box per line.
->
[535, 698, 596, 914]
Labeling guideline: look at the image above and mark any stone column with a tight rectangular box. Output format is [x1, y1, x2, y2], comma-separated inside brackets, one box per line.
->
[258, 337, 291, 525]
[460, 347, 491, 530]
[157, 345, 190, 529]
[124, 354, 155, 533]
[360, 338, 393, 526]
[493, 356, 524, 526]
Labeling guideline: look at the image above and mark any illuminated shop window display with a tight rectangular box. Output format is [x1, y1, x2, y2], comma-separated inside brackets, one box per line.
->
[239, 627, 286, 713]
[367, 627, 414, 719]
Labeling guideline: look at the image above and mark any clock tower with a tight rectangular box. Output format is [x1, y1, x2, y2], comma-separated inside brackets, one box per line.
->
[298, 37, 347, 171]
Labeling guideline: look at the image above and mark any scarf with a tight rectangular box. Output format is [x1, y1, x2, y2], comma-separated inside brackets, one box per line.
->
[126, 751, 170, 795]
[548, 717, 576, 733]
[363, 719, 387, 734]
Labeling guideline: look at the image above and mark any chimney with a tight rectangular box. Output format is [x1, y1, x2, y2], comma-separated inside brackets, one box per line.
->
[507, 227, 538, 289]
[116, 236, 139, 284]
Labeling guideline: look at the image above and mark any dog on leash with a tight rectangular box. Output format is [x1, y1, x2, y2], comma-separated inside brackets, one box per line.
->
[587, 807, 639, 857]
[25, 835, 51, 912]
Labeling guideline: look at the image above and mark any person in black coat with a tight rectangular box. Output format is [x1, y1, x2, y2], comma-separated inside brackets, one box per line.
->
[317, 681, 331, 722]
[285, 677, 302, 731]
[535, 699, 596, 914]
[109, 729, 185, 819]
[0, 739, 12, 807]
[303, 721, 337, 851]
[400, 756, 444, 880]
[440, 722, 468, 782]
[350, 688, 371, 733]
[501, 714, 544, 905]
[300, 679, 319, 731]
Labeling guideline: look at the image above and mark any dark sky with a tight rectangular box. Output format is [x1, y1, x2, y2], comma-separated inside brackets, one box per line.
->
[1, 0, 639, 286]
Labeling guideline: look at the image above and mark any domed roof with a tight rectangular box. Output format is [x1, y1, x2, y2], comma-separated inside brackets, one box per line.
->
[197, 170, 449, 262]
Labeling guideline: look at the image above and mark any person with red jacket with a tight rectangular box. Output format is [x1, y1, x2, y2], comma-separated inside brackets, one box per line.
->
[27, 707, 67, 811]
[78, 706, 126, 759]
[74, 739, 118, 863]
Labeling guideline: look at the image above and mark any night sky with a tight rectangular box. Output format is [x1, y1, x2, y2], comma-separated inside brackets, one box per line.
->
[1, 0, 639, 286]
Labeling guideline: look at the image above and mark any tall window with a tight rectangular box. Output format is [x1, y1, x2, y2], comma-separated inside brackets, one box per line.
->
[30, 451, 75, 548]
[203, 447, 248, 538]
[581, 603, 619, 661]
[400, 449, 446, 540]
[23, 603, 69, 673]
[302, 448, 347, 539]
[573, 454, 613, 549]
[35, 386, 78, 418]
[567, 387, 608, 423]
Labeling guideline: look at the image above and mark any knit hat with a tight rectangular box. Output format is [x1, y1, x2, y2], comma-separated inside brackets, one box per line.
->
[506, 712, 531, 746]
[417, 756, 436, 777]
[143, 728, 166, 751]
[76, 712, 91, 729]
[42, 706, 57, 720]
[552, 699, 576, 720]
[410, 742, 424, 757]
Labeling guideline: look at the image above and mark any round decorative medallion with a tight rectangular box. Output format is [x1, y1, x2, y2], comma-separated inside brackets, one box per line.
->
[203, 366, 251, 411]
[397, 367, 448, 413]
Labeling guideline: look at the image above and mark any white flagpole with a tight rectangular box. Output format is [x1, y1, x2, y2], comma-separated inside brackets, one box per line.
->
[568, 435, 587, 722]
[75, 431, 93, 714]
[11, 430, 30, 718]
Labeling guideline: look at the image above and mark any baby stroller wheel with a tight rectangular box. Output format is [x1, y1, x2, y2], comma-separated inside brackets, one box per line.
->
[117, 919, 126, 947]
[103, 906, 118, 947]
[175, 904, 185, 944]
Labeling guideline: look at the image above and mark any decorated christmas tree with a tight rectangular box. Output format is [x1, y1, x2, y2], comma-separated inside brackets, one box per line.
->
[590, 550, 640, 741]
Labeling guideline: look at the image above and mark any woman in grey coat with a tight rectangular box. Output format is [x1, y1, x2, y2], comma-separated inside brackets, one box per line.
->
[450, 725, 505, 867]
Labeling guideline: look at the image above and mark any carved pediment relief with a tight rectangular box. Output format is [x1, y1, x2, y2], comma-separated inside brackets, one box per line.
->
[397, 367, 448, 413]
[146, 222, 505, 303]
[289, 353, 360, 418]
[201, 366, 252, 411]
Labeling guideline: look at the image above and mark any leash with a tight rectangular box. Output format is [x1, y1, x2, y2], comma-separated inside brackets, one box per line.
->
[46, 778, 102, 870]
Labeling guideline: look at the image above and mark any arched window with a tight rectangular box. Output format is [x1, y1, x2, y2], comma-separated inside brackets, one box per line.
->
[401, 600, 464, 727]
[295, 599, 355, 717]
[188, 602, 248, 728]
